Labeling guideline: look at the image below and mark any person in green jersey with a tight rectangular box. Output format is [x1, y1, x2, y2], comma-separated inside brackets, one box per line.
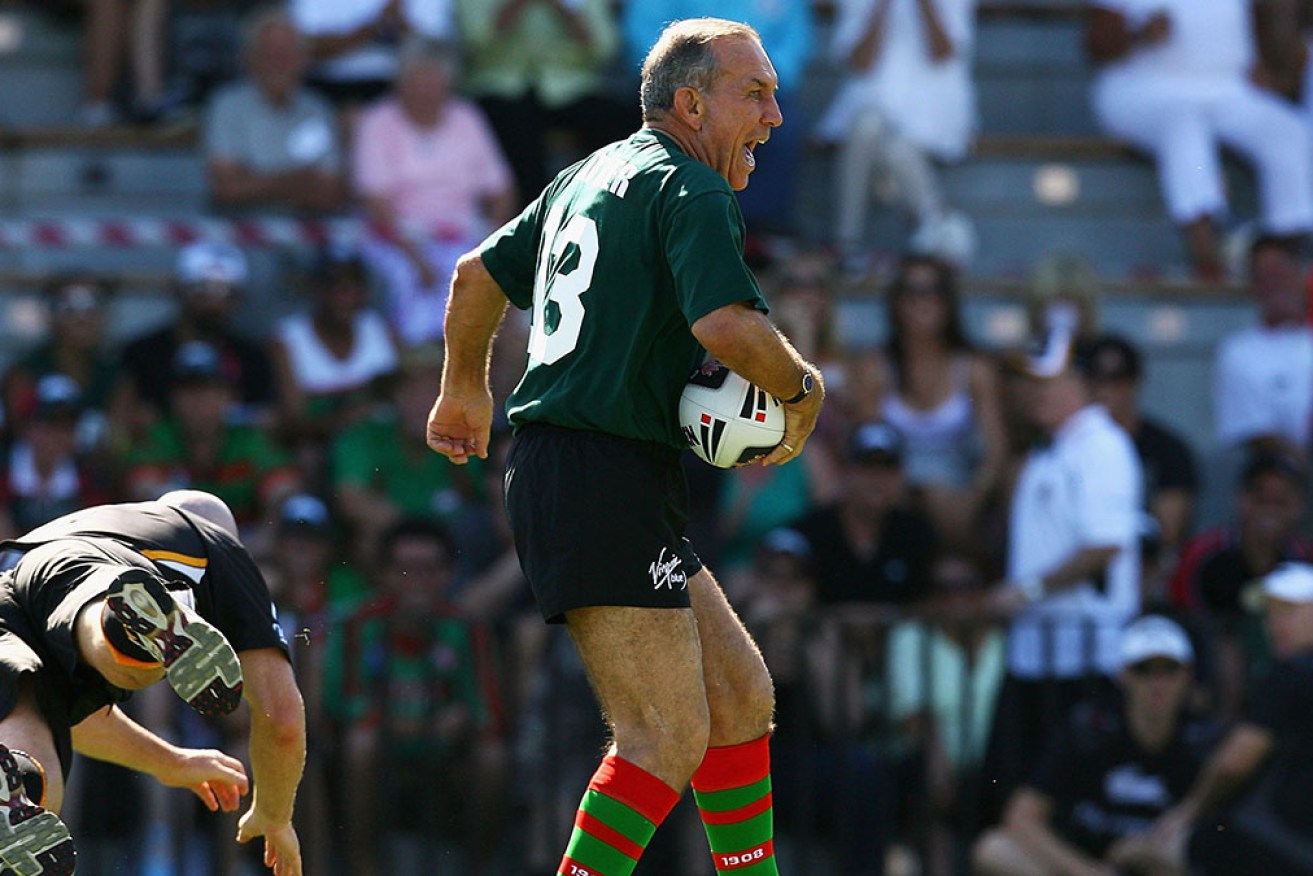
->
[427, 17, 824, 876]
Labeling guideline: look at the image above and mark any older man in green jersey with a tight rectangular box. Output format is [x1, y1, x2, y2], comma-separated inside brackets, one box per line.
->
[427, 17, 824, 876]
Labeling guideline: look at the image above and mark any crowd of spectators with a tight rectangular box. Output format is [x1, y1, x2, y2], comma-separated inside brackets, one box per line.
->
[7, 1, 1313, 875]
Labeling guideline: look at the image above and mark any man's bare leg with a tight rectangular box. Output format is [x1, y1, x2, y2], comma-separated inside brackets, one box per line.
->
[0, 684, 75, 875]
[567, 604, 709, 786]
[0, 688, 64, 813]
[688, 569, 774, 746]
[555, 604, 706, 875]
[687, 568, 781, 875]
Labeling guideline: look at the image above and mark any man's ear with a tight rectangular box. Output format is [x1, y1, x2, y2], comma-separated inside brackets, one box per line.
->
[672, 85, 704, 129]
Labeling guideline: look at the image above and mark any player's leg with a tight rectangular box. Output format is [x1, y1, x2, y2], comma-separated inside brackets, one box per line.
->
[686, 568, 781, 876]
[557, 604, 708, 876]
[0, 682, 75, 876]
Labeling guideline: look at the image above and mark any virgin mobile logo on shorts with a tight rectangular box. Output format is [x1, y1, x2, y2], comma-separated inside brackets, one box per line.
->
[649, 547, 688, 591]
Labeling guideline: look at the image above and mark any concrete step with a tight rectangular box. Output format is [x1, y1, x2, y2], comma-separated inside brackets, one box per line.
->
[977, 73, 1097, 136]
[0, 63, 81, 126]
[975, 16, 1087, 69]
[6, 147, 206, 203]
[943, 156, 1161, 212]
[969, 212, 1183, 277]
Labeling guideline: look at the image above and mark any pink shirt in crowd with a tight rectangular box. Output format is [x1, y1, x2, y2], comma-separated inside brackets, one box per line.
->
[353, 97, 512, 239]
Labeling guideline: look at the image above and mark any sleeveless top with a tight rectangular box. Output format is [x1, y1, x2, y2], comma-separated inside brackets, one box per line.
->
[277, 310, 399, 395]
[880, 355, 978, 488]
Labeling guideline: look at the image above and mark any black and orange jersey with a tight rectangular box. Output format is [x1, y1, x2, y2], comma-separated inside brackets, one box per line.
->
[3, 500, 287, 657]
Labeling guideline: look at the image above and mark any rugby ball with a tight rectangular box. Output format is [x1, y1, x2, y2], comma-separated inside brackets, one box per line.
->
[680, 362, 785, 468]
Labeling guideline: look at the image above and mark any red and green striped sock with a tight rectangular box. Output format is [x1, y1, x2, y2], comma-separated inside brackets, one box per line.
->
[558, 754, 680, 876]
[691, 734, 780, 875]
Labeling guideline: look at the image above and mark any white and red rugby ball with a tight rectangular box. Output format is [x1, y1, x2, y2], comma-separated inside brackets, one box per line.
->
[679, 361, 785, 468]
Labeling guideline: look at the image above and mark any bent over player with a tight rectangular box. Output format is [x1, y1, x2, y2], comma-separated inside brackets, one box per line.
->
[428, 17, 824, 876]
[0, 490, 305, 876]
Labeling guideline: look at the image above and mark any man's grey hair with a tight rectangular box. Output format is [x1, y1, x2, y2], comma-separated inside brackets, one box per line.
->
[639, 18, 762, 121]
[396, 36, 462, 81]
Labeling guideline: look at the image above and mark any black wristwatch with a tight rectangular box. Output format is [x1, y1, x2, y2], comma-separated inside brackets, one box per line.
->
[782, 370, 814, 405]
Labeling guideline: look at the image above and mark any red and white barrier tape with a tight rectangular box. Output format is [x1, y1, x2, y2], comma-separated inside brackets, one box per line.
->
[0, 216, 365, 249]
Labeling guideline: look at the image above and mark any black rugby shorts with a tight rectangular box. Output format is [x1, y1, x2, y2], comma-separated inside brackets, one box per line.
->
[505, 424, 703, 623]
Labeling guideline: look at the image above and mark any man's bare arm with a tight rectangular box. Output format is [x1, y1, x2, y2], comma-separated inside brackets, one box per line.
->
[72, 705, 248, 811]
[690, 302, 824, 465]
[428, 253, 511, 463]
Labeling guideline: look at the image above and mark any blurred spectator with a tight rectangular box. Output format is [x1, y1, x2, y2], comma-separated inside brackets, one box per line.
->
[204, 6, 347, 214]
[516, 626, 608, 874]
[1169, 452, 1312, 718]
[265, 492, 369, 630]
[291, 0, 455, 107]
[982, 331, 1143, 820]
[789, 421, 937, 607]
[1, 274, 120, 454]
[324, 518, 507, 876]
[766, 253, 853, 411]
[446, 427, 542, 752]
[80, 0, 172, 125]
[1155, 563, 1313, 875]
[1085, 333, 1199, 600]
[117, 242, 276, 438]
[459, 0, 635, 205]
[0, 375, 111, 539]
[269, 248, 399, 484]
[815, 0, 978, 268]
[736, 527, 889, 875]
[974, 615, 1223, 876]
[623, 0, 812, 237]
[849, 254, 1008, 543]
[261, 492, 363, 876]
[1213, 235, 1313, 461]
[331, 344, 486, 564]
[354, 37, 516, 347]
[887, 551, 1005, 876]
[123, 340, 300, 534]
[1085, 0, 1313, 280]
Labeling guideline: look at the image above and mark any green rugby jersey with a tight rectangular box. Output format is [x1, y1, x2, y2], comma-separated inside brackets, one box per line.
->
[480, 128, 768, 448]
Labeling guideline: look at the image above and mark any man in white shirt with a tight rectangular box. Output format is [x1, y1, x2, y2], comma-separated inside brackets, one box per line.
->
[1087, 0, 1313, 279]
[1214, 235, 1313, 463]
[982, 330, 1144, 822]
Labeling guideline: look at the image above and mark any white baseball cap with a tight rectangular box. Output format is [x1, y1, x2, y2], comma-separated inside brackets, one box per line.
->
[1249, 563, 1313, 607]
[1119, 615, 1194, 667]
[176, 241, 248, 287]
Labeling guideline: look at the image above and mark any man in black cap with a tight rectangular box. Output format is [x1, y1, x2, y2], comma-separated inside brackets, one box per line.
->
[0, 490, 305, 875]
[788, 421, 937, 606]
[1084, 332, 1199, 597]
[123, 340, 300, 531]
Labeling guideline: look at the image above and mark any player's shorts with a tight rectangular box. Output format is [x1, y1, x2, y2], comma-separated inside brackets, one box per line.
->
[0, 544, 135, 774]
[505, 423, 703, 623]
